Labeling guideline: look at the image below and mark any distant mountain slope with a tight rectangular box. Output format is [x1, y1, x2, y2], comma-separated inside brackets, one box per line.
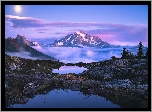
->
[15, 34, 40, 46]
[45, 31, 111, 48]
[5, 37, 57, 60]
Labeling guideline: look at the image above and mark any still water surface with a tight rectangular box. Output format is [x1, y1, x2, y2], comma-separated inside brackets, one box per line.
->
[52, 66, 88, 74]
[9, 89, 120, 108]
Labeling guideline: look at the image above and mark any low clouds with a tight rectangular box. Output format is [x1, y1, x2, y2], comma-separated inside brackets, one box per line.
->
[6, 46, 147, 63]
[35, 29, 49, 31]
[6, 51, 40, 60]
[31, 46, 147, 63]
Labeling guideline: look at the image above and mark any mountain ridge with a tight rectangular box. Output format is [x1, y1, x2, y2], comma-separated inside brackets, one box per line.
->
[15, 34, 40, 46]
[5, 37, 57, 60]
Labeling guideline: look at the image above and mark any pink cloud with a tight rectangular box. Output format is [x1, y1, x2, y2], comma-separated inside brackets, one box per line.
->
[5, 15, 148, 46]
[35, 29, 49, 31]
[85, 25, 148, 46]
[90, 33, 115, 41]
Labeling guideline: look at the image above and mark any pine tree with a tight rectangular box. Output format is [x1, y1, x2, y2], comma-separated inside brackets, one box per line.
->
[137, 42, 144, 58]
[126, 50, 129, 58]
[121, 48, 129, 59]
[129, 52, 131, 57]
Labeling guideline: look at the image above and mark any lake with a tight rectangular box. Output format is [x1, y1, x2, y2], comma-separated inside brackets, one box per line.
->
[52, 66, 88, 74]
[8, 89, 120, 108]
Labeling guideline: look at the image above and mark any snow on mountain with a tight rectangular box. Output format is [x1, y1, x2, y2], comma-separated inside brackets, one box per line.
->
[44, 31, 111, 48]
[76, 31, 86, 38]
[31, 41, 40, 46]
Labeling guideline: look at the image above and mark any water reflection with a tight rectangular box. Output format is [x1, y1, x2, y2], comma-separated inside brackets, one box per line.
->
[5, 74, 148, 108]
[8, 89, 120, 108]
[52, 66, 88, 74]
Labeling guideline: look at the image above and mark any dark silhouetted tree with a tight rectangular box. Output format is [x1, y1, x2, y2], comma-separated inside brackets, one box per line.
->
[128, 52, 134, 59]
[121, 48, 129, 59]
[137, 42, 144, 58]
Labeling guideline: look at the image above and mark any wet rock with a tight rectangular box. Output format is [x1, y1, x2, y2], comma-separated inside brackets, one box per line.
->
[5, 82, 8, 88]
[23, 82, 39, 94]
[15, 97, 29, 104]
[133, 64, 140, 68]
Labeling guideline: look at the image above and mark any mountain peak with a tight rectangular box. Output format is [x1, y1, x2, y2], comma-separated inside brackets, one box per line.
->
[49, 31, 111, 48]
[17, 34, 20, 36]
[15, 34, 31, 45]
[17, 34, 25, 37]
[76, 30, 86, 34]
[16, 34, 26, 39]
[75, 31, 86, 38]
[15, 34, 39, 46]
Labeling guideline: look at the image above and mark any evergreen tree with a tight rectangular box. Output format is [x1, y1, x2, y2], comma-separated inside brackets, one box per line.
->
[137, 42, 144, 58]
[126, 50, 129, 58]
[131, 53, 134, 59]
[121, 48, 129, 59]
[129, 52, 131, 57]
[128, 52, 134, 59]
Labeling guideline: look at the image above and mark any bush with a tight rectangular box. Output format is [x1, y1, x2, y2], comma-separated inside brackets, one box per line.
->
[111, 56, 117, 60]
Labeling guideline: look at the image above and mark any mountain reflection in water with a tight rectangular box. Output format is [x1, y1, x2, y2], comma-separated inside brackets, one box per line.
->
[8, 89, 120, 108]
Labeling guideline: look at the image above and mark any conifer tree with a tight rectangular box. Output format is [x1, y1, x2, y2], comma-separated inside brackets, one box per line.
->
[131, 53, 134, 59]
[137, 42, 144, 58]
[129, 52, 131, 58]
[121, 48, 129, 59]
[126, 50, 129, 58]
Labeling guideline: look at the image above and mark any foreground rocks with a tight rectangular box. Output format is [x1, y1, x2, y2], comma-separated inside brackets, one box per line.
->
[81, 59, 148, 83]
[5, 72, 148, 108]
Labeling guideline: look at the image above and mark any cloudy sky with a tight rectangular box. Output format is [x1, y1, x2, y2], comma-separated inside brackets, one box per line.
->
[5, 5, 148, 46]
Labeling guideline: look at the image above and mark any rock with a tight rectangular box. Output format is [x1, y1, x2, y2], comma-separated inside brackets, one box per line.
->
[142, 70, 148, 75]
[23, 82, 38, 94]
[66, 74, 76, 80]
[15, 97, 29, 104]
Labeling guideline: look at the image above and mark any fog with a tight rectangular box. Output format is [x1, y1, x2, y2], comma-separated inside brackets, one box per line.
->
[6, 46, 147, 63]
[6, 51, 44, 60]
[31, 46, 147, 63]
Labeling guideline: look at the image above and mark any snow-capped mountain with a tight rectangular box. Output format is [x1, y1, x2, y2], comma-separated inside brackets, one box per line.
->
[45, 31, 111, 48]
